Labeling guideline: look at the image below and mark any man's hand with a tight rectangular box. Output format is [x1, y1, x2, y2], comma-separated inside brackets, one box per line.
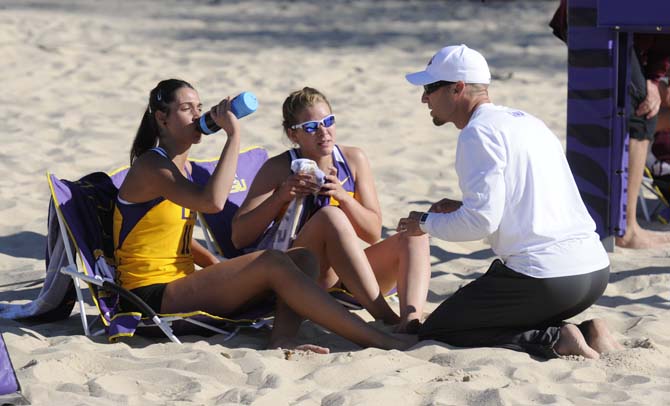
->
[636, 79, 661, 119]
[429, 198, 462, 213]
[396, 211, 426, 236]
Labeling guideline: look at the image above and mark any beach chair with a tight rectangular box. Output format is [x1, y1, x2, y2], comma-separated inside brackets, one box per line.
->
[54, 169, 275, 343]
[639, 132, 670, 223]
[639, 167, 670, 224]
[1, 148, 273, 345]
[189, 146, 270, 257]
[0, 173, 112, 326]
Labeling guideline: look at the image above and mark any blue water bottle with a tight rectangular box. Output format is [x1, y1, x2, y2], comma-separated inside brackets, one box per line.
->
[196, 91, 258, 135]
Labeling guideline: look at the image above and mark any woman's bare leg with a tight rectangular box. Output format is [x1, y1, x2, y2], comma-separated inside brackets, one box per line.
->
[293, 207, 400, 324]
[365, 232, 431, 333]
[162, 249, 408, 350]
[268, 248, 327, 353]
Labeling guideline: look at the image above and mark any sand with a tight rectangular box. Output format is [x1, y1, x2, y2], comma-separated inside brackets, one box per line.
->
[1, 1, 669, 404]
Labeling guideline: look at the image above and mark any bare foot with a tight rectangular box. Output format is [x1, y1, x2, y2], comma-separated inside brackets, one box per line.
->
[616, 225, 670, 249]
[579, 319, 624, 353]
[268, 339, 330, 354]
[554, 324, 600, 359]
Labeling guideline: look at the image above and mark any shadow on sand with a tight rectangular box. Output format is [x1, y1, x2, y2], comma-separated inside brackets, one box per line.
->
[0, 232, 46, 261]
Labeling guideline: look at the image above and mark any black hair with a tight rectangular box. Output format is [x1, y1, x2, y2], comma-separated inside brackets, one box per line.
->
[130, 79, 195, 164]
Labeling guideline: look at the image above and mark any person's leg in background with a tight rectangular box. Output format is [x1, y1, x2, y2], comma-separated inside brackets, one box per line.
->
[616, 51, 670, 248]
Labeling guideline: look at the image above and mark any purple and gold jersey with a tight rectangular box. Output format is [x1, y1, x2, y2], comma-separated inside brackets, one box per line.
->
[254, 145, 356, 252]
[113, 148, 196, 290]
[289, 144, 355, 228]
[289, 144, 355, 210]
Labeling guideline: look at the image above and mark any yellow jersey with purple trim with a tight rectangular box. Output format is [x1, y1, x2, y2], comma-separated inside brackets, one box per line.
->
[113, 147, 196, 290]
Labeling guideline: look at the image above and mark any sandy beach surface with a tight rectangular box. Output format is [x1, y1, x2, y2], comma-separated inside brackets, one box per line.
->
[1, 1, 669, 404]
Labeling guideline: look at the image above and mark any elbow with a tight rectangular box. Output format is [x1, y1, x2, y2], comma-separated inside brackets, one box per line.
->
[361, 232, 380, 245]
[358, 222, 381, 244]
[211, 195, 227, 212]
[201, 200, 226, 214]
[212, 200, 226, 213]
[201, 188, 228, 213]
[367, 229, 382, 244]
[476, 214, 501, 236]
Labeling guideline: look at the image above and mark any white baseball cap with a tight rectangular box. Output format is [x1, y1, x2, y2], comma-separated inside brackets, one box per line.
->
[406, 44, 491, 86]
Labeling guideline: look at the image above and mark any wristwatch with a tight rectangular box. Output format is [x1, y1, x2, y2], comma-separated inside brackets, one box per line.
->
[418, 212, 429, 232]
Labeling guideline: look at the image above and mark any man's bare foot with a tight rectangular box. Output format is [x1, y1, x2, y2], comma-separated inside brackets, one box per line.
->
[268, 339, 330, 354]
[554, 324, 600, 359]
[579, 319, 624, 353]
[616, 225, 670, 249]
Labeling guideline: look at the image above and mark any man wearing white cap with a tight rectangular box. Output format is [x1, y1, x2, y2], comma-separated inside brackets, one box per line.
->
[398, 44, 622, 359]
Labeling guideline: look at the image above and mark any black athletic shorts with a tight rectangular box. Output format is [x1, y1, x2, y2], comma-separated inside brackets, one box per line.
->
[120, 283, 167, 315]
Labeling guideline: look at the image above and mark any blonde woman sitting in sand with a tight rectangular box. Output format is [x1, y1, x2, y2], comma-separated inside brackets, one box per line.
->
[231, 87, 431, 333]
[114, 79, 412, 352]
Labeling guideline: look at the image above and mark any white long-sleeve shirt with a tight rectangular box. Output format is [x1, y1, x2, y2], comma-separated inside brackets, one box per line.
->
[422, 103, 609, 278]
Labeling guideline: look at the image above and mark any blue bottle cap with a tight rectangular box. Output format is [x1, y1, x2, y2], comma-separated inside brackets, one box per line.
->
[231, 91, 258, 119]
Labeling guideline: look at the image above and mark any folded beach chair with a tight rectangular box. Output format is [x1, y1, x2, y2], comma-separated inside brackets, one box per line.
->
[639, 167, 670, 224]
[640, 132, 670, 223]
[0, 148, 273, 344]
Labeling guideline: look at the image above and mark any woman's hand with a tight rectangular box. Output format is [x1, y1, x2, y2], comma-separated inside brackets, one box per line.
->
[276, 172, 322, 203]
[319, 167, 351, 203]
[396, 211, 425, 236]
[210, 96, 241, 137]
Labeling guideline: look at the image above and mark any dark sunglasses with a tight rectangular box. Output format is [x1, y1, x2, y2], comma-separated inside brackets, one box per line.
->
[423, 81, 456, 95]
[290, 114, 336, 133]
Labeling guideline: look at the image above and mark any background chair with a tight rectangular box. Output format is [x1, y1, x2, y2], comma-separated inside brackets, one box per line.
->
[189, 146, 269, 257]
[639, 167, 670, 223]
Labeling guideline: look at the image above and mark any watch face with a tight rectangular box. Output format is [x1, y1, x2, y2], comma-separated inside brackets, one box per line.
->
[420, 212, 429, 224]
